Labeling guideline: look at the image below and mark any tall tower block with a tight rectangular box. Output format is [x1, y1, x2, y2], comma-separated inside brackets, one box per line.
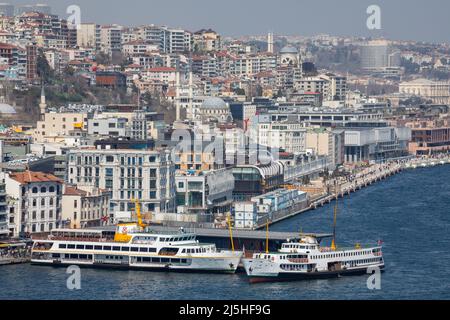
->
[267, 32, 274, 54]
[39, 85, 47, 120]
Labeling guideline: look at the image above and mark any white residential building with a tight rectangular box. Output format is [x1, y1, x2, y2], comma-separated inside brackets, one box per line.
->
[3, 171, 63, 237]
[87, 116, 128, 137]
[67, 149, 176, 216]
[257, 121, 307, 154]
[100, 25, 123, 56]
[77, 23, 101, 49]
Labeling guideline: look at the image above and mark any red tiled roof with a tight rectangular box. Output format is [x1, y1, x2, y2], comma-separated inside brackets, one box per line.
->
[0, 42, 18, 49]
[146, 67, 176, 72]
[9, 171, 63, 184]
[64, 186, 87, 196]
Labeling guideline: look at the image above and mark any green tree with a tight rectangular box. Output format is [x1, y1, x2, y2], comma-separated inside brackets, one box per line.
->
[36, 49, 53, 83]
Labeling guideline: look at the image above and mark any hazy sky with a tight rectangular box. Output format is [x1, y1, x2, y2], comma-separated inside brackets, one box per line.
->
[8, 0, 450, 43]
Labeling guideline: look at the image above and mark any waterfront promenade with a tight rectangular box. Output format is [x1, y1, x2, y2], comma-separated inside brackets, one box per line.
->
[0, 245, 31, 265]
[256, 155, 450, 229]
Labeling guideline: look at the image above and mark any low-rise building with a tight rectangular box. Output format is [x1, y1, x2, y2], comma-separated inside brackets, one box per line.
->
[175, 168, 235, 217]
[344, 126, 411, 163]
[399, 78, 450, 105]
[61, 186, 111, 229]
[306, 128, 345, 166]
[87, 117, 128, 137]
[405, 120, 450, 155]
[3, 171, 63, 237]
[34, 112, 88, 143]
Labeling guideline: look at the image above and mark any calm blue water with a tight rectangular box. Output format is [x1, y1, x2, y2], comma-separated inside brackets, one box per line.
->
[1, 166, 450, 300]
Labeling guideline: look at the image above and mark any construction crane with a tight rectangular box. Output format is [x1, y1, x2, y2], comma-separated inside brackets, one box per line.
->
[132, 198, 148, 230]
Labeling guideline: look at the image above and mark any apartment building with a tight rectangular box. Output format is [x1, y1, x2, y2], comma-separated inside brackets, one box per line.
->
[61, 186, 111, 229]
[77, 23, 101, 49]
[100, 25, 123, 56]
[142, 25, 192, 53]
[67, 148, 176, 216]
[193, 29, 221, 52]
[257, 121, 307, 154]
[33, 112, 88, 143]
[87, 117, 128, 137]
[142, 67, 177, 85]
[305, 128, 345, 166]
[0, 179, 7, 238]
[4, 171, 63, 237]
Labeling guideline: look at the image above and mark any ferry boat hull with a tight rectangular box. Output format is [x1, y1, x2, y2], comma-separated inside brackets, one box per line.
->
[31, 227, 243, 274]
[242, 235, 385, 283]
[244, 263, 385, 283]
[31, 255, 242, 274]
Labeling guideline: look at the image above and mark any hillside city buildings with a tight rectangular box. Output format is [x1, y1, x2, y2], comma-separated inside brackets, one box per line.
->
[0, 3, 450, 238]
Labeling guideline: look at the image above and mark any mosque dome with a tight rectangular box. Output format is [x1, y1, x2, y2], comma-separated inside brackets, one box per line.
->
[200, 97, 228, 110]
[280, 46, 298, 54]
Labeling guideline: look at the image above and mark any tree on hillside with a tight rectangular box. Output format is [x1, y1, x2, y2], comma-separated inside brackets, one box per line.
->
[36, 49, 54, 84]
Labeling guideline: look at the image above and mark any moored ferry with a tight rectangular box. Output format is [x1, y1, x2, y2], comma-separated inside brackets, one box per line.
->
[31, 225, 243, 273]
[242, 235, 384, 283]
[31, 200, 242, 273]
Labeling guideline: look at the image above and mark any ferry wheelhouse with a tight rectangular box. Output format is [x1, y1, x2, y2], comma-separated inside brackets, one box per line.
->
[243, 235, 384, 283]
[31, 224, 242, 273]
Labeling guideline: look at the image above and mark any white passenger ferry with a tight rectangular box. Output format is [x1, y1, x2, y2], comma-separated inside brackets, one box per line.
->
[243, 235, 384, 283]
[31, 224, 243, 273]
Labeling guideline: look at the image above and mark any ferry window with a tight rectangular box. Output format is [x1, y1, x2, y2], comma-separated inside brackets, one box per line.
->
[152, 258, 160, 263]
[76, 245, 84, 249]
[103, 246, 111, 251]
[139, 248, 148, 252]
[121, 247, 130, 251]
[161, 258, 169, 263]
[171, 259, 180, 263]
[148, 248, 156, 253]
[112, 247, 120, 251]
[131, 247, 139, 252]
[80, 255, 87, 259]
[94, 246, 102, 250]
[181, 249, 186, 253]
[59, 244, 66, 249]
[52, 253, 60, 258]
[85, 245, 93, 250]
[67, 244, 75, 249]
[143, 257, 151, 262]
[181, 259, 187, 263]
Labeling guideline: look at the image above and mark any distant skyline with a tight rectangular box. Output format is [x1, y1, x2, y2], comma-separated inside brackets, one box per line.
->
[6, 0, 450, 43]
